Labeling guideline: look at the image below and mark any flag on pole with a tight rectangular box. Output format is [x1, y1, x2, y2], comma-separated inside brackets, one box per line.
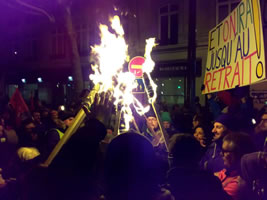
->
[29, 91, 35, 112]
[9, 88, 30, 126]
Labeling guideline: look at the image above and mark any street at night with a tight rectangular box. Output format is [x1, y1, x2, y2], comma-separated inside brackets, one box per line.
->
[0, 0, 267, 199]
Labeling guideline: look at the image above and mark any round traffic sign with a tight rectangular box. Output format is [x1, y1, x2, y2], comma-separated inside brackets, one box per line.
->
[128, 56, 145, 78]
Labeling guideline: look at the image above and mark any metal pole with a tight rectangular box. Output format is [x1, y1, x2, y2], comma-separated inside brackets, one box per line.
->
[151, 103, 169, 152]
[132, 118, 141, 133]
[186, 0, 196, 105]
[142, 72, 169, 152]
[114, 104, 122, 136]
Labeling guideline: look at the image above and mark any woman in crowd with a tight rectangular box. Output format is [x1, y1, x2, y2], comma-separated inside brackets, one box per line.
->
[193, 124, 213, 149]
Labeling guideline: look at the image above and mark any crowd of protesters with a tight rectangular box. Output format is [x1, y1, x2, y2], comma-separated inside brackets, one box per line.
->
[0, 86, 266, 200]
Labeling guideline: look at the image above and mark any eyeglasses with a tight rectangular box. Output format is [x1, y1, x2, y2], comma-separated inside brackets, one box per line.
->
[221, 149, 234, 155]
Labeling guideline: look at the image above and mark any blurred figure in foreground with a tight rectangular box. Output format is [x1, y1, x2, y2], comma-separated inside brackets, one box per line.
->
[167, 134, 230, 200]
[104, 132, 172, 200]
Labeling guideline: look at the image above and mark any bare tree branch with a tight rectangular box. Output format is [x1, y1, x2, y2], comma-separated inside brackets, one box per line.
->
[1, 1, 45, 16]
[15, 0, 55, 22]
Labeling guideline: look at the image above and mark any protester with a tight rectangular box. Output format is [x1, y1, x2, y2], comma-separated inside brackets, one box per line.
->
[0, 117, 18, 169]
[200, 113, 236, 172]
[193, 124, 213, 149]
[143, 111, 164, 147]
[17, 92, 111, 200]
[32, 110, 46, 139]
[253, 112, 267, 151]
[161, 111, 177, 138]
[39, 110, 75, 161]
[104, 132, 172, 200]
[167, 133, 230, 200]
[161, 111, 171, 130]
[17, 118, 39, 148]
[32, 111, 41, 126]
[240, 151, 267, 200]
[215, 132, 255, 199]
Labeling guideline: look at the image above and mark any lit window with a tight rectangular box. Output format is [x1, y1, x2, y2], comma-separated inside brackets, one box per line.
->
[157, 77, 185, 105]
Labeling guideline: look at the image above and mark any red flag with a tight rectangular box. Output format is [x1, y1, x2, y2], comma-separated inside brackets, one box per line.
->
[29, 92, 35, 112]
[9, 88, 30, 126]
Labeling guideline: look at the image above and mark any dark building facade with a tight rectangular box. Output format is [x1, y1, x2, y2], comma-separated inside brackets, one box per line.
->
[0, 0, 266, 108]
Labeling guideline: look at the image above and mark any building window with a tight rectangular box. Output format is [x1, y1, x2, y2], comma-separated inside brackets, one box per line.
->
[51, 28, 65, 58]
[216, 0, 240, 23]
[156, 77, 185, 105]
[76, 23, 90, 56]
[159, 4, 178, 45]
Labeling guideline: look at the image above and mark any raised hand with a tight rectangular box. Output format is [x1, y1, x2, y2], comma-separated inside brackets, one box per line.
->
[85, 91, 114, 126]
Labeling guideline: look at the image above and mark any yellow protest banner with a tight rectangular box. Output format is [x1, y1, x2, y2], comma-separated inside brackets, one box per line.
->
[202, 0, 266, 94]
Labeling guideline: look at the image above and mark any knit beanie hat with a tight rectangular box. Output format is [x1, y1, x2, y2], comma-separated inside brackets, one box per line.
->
[146, 109, 156, 118]
[59, 111, 75, 121]
[215, 114, 235, 130]
[161, 112, 171, 122]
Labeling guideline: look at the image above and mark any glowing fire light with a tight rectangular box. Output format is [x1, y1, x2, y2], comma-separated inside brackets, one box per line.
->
[90, 16, 128, 92]
[142, 38, 157, 104]
[90, 15, 155, 132]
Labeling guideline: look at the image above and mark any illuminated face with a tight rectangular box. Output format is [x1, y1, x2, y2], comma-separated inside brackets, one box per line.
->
[259, 114, 267, 130]
[64, 117, 74, 127]
[50, 110, 58, 120]
[222, 140, 236, 168]
[147, 116, 158, 130]
[194, 127, 206, 147]
[212, 122, 227, 141]
[163, 121, 170, 129]
[33, 112, 41, 123]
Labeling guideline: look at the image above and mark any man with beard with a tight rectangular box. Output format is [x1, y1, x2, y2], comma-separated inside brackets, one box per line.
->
[200, 114, 236, 173]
